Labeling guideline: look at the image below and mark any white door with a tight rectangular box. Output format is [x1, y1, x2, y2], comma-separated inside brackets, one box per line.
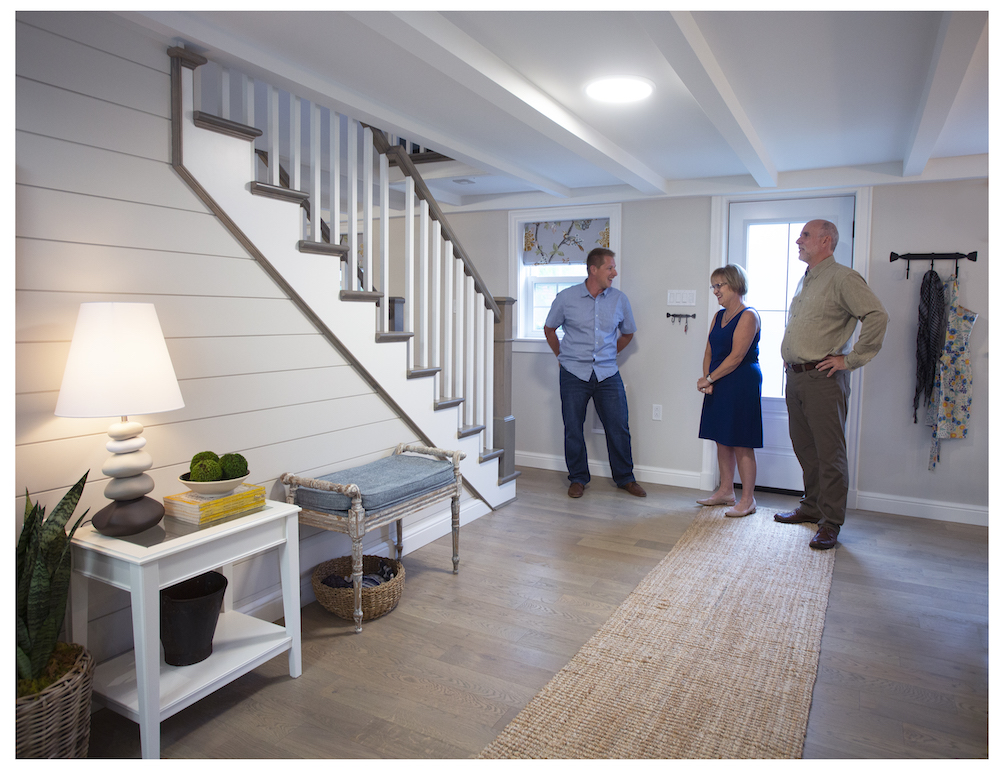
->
[727, 196, 855, 491]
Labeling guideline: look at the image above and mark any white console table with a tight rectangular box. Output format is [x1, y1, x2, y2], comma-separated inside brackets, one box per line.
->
[70, 501, 302, 759]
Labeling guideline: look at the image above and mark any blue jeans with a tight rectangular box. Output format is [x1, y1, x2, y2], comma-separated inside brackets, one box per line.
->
[560, 368, 635, 487]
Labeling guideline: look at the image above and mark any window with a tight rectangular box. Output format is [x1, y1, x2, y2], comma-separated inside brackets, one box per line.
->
[743, 221, 807, 398]
[728, 195, 855, 399]
[509, 204, 622, 340]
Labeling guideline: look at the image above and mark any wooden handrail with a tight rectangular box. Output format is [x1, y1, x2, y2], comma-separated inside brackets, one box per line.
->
[368, 127, 500, 318]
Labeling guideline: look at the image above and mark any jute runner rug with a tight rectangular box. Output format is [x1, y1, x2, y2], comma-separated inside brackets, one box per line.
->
[479, 506, 836, 759]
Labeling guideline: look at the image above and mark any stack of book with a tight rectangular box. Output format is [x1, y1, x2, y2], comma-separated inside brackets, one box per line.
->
[163, 484, 267, 525]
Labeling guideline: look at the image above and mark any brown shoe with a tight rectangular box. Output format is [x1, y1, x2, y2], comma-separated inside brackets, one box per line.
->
[620, 481, 647, 497]
[568, 482, 585, 498]
[810, 525, 839, 550]
[774, 508, 820, 525]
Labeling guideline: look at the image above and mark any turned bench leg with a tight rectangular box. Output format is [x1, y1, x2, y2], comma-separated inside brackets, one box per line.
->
[451, 491, 460, 574]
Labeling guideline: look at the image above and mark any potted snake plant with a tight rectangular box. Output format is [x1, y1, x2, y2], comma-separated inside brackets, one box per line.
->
[15, 472, 95, 758]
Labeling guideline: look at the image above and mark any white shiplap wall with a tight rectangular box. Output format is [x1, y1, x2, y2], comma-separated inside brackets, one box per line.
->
[14, 11, 423, 662]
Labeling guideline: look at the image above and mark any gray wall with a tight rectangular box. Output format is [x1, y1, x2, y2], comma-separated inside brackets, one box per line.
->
[858, 180, 988, 514]
[447, 180, 989, 523]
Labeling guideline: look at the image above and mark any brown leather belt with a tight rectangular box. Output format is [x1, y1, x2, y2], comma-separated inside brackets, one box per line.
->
[786, 361, 821, 373]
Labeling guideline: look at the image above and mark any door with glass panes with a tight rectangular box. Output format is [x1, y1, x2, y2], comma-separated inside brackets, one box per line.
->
[727, 196, 855, 491]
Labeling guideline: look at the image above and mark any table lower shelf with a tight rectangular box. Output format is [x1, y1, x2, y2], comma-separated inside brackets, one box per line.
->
[92, 611, 294, 723]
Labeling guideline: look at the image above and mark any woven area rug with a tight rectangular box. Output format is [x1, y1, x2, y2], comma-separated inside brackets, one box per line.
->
[479, 506, 836, 759]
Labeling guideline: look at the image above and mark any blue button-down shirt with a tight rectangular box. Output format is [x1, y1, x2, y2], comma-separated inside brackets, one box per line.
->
[545, 282, 637, 382]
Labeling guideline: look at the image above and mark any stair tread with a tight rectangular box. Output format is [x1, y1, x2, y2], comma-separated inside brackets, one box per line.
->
[298, 240, 349, 258]
[408, 367, 441, 379]
[340, 290, 384, 302]
[193, 110, 262, 141]
[376, 331, 414, 343]
[250, 181, 309, 203]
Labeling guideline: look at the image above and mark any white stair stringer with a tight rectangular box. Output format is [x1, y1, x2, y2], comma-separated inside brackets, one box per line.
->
[176, 68, 514, 511]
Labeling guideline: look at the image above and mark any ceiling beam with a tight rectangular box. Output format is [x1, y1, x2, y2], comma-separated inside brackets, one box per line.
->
[640, 11, 778, 188]
[902, 11, 987, 177]
[352, 11, 670, 196]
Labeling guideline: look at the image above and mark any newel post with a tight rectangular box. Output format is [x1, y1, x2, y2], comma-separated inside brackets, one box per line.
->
[493, 298, 520, 486]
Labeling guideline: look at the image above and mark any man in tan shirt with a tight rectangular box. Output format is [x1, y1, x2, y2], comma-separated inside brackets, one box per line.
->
[776, 220, 888, 549]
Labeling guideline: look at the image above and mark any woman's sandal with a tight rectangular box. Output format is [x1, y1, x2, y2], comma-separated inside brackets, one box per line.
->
[724, 501, 757, 518]
[696, 495, 736, 507]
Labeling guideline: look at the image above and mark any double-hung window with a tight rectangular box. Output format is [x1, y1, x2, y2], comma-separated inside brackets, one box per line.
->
[509, 204, 622, 340]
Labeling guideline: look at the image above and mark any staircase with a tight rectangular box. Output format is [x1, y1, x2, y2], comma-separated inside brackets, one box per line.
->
[168, 48, 516, 510]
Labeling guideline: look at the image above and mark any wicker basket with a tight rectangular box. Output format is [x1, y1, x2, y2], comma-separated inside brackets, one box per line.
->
[312, 555, 405, 623]
[16, 644, 95, 759]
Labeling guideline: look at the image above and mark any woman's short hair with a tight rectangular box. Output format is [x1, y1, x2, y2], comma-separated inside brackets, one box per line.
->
[712, 264, 749, 297]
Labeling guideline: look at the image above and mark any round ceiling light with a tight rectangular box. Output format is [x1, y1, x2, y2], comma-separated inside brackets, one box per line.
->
[585, 77, 654, 103]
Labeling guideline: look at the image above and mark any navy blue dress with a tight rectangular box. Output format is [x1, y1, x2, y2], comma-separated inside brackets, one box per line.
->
[698, 307, 763, 448]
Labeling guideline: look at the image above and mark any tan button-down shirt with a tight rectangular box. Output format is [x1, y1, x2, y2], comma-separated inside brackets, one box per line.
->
[781, 256, 888, 370]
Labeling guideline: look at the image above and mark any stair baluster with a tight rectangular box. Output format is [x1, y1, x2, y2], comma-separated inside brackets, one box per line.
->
[176, 52, 513, 494]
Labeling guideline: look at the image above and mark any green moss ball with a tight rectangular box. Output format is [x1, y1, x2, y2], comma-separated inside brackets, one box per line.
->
[190, 458, 223, 482]
[219, 453, 249, 480]
[190, 451, 220, 471]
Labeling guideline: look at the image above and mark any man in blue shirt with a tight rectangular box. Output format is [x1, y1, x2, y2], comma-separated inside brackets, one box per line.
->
[544, 248, 646, 499]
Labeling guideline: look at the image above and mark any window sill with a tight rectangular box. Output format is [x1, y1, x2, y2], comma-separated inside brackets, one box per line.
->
[513, 339, 551, 354]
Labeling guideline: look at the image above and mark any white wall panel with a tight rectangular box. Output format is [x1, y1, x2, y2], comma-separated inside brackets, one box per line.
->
[17, 11, 171, 72]
[16, 334, 349, 397]
[16, 20, 169, 117]
[16, 395, 405, 514]
[16, 186, 246, 257]
[17, 364, 375, 443]
[16, 78, 170, 162]
[15, 240, 267, 295]
[14, 11, 419, 664]
[17, 293, 314, 343]
[16, 132, 207, 213]
[166, 335, 349, 379]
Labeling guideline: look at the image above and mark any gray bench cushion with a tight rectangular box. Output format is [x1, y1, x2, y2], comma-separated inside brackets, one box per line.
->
[294, 454, 455, 514]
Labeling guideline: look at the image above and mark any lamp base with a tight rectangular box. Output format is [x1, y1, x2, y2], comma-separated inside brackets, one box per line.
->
[93, 496, 164, 537]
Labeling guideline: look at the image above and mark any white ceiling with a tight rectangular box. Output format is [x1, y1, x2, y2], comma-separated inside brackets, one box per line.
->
[122, 10, 988, 212]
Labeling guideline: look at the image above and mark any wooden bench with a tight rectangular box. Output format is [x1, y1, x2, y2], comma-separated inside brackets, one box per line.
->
[281, 443, 465, 632]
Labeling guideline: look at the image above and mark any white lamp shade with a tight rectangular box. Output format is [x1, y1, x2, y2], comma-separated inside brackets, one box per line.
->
[55, 303, 185, 418]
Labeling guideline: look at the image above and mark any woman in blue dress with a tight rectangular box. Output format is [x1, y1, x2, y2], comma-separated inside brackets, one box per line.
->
[695, 264, 763, 517]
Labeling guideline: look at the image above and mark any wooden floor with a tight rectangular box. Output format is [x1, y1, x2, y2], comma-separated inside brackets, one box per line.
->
[88, 467, 988, 759]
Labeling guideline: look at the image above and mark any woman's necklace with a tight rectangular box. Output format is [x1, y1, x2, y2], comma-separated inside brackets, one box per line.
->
[722, 303, 744, 325]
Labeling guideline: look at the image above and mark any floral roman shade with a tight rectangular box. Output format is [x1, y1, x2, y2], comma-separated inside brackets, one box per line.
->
[522, 218, 611, 265]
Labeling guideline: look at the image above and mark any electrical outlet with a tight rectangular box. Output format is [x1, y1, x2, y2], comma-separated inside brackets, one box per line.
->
[652, 404, 663, 421]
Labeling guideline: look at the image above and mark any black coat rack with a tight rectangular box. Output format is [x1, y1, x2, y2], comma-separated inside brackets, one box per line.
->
[890, 251, 977, 279]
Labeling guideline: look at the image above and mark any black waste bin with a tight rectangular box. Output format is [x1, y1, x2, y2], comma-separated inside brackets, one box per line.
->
[160, 571, 228, 666]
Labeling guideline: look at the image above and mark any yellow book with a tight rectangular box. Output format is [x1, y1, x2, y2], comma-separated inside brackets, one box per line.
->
[164, 484, 266, 523]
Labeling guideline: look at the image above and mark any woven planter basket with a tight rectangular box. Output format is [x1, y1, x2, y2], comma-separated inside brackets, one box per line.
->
[16, 643, 95, 759]
[312, 555, 405, 623]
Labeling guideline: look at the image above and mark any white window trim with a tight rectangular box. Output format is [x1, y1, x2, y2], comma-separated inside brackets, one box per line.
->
[509, 203, 623, 347]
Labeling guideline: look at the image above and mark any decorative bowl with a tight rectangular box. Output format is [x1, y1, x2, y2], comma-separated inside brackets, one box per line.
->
[178, 473, 250, 498]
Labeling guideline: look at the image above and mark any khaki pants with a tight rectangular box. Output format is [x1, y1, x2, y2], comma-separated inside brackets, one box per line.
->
[785, 368, 850, 529]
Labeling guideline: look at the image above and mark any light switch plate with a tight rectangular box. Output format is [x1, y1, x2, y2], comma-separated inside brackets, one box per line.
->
[667, 290, 696, 306]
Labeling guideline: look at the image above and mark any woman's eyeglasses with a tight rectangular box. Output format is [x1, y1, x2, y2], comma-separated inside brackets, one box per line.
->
[710, 282, 728, 291]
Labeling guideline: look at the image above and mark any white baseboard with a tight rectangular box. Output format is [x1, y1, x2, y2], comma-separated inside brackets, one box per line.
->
[517, 451, 987, 527]
[854, 490, 987, 527]
[515, 451, 703, 490]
